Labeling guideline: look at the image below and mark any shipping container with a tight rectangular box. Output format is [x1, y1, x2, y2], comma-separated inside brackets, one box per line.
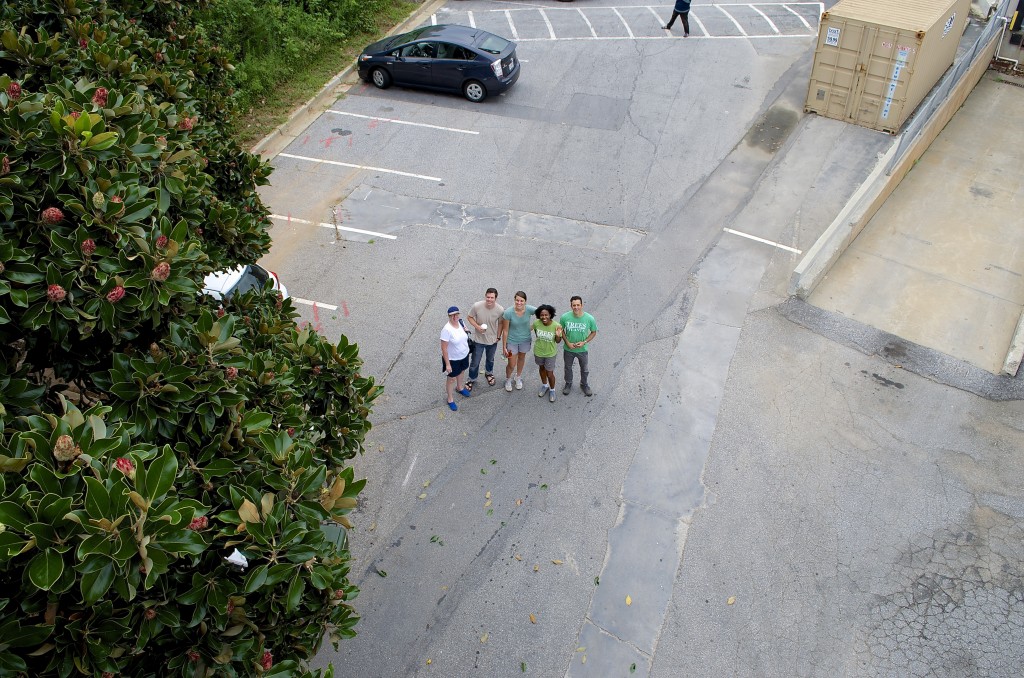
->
[805, 0, 970, 134]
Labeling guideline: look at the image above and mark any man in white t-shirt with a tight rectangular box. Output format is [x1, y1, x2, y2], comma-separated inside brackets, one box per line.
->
[465, 288, 505, 390]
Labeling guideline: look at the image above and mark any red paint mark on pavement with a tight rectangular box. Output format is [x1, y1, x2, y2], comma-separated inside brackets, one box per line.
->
[302, 135, 310, 145]
[368, 119, 379, 130]
[342, 301, 350, 317]
[320, 136, 336, 148]
[311, 302, 324, 333]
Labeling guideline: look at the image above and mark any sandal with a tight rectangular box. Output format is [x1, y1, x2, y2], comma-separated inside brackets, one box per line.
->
[465, 380, 474, 392]
[485, 373, 496, 386]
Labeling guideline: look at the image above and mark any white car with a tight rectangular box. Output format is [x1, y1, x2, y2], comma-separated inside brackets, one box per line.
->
[202, 264, 288, 301]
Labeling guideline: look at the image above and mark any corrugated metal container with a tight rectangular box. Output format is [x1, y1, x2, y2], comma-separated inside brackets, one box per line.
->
[805, 0, 969, 134]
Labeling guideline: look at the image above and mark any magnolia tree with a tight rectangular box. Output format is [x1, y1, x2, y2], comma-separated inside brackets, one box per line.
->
[0, 2, 376, 676]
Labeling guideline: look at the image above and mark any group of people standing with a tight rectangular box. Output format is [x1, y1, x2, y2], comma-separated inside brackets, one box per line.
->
[439, 289, 598, 411]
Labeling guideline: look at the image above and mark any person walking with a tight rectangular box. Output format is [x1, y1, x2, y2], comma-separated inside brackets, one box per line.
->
[466, 288, 504, 391]
[440, 306, 472, 411]
[560, 295, 598, 396]
[501, 291, 537, 392]
[663, 0, 691, 36]
[532, 304, 563, 403]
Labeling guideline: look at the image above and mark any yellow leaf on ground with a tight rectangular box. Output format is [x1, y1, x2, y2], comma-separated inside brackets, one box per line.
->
[515, 498, 523, 505]
[551, 559, 563, 565]
[426, 658, 432, 665]
[484, 499, 492, 508]
[423, 480, 430, 487]
[514, 554, 522, 561]
[529, 613, 537, 624]
[582, 655, 587, 664]
[727, 596, 736, 605]
[485, 491, 491, 499]
[625, 595, 632, 606]
[418, 493, 427, 499]
[533, 565, 539, 572]
[576, 647, 585, 652]
[480, 633, 488, 643]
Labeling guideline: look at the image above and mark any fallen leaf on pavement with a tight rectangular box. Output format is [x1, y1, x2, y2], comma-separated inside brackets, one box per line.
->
[551, 559, 563, 565]
[484, 499, 492, 508]
[514, 554, 522, 561]
[533, 565, 539, 572]
[418, 493, 427, 499]
[480, 633, 488, 643]
[515, 498, 523, 506]
[625, 595, 632, 606]
[485, 491, 491, 499]
[423, 480, 430, 487]
[529, 613, 536, 624]
[727, 596, 736, 605]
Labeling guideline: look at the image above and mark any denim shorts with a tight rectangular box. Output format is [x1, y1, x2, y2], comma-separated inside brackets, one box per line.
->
[507, 340, 532, 355]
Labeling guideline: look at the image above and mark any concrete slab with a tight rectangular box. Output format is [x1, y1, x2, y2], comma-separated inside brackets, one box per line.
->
[810, 72, 1024, 375]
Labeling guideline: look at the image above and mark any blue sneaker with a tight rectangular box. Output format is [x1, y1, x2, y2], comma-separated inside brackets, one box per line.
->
[447, 401, 457, 411]
[457, 388, 471, 398]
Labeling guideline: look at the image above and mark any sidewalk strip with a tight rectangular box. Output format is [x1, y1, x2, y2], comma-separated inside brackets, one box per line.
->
[723, 228, 802, 253]
[277, 152, 442, 182]
[293, 298, 338, 311]
[326, 110, 479, 135]
[269, 214, 398, 240]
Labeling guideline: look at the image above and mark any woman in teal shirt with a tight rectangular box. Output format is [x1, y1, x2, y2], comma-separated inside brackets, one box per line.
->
[501, 291, 537, 391]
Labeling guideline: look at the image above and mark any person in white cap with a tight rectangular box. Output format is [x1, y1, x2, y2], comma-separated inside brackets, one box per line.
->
[440, 306, 472, 411]
[466, 287, 504, 391]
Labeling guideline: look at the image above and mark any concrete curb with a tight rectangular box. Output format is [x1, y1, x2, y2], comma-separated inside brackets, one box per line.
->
[249, 0, 448, 160]
[1002, 312, 1024, 376]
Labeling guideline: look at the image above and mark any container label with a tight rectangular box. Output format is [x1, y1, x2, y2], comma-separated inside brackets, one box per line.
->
[943, 12, 956, 37]
[825, 26, 840, 46]
[881, 49, 909, 120]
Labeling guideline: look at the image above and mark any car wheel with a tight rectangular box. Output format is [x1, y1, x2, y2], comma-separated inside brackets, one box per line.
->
[371, 68, 391, 90]
[463, 80, 487, 103]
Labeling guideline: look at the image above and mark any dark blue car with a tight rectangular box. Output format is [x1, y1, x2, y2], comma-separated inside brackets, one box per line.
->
[358, 24, 521, 103]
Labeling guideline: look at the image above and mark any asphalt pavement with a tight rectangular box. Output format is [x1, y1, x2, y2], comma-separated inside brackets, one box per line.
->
[249, 1, 1024, 675]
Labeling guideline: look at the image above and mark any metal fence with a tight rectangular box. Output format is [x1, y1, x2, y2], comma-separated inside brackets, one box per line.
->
[886, 0, 1014, 173]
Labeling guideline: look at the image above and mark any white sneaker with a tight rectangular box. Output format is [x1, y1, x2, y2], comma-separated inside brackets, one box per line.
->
[504, 378, 513, 392]
[515, 376, 523, 390]
[549, 390, 556, 403]
[538, 384, 549, 397]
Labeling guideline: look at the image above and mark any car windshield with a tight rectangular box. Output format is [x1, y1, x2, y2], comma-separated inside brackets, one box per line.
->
[477, 35, 509, 55]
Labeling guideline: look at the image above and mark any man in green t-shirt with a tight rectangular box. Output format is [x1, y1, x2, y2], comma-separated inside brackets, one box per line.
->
[559, 295, 598, 396]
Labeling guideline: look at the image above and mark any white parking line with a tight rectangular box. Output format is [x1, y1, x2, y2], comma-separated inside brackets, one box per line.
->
[269, 214, 398, 240]
[723, 228, 802, 254]
[647, 6, 665, 24]
[578, 7, 598, 37]
[468, 10, 476, 28]
[504, 9, 519, 40]
[749, 4, 780, 33]
[717, 5, 748, 35]
[326, 110, 479, 135]
[278, 153, 442, 182]
[539, 9, 556, 40]
[783, 3, 813, 29]
[611, 7, 635, 38]
[293, 298, 339, 311]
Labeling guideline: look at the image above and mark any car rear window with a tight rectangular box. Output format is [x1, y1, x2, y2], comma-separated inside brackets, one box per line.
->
[477, 35, 510, 55]
[228, 265, 268, 298]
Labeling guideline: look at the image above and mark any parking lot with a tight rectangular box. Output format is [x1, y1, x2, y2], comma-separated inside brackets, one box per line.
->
[254, 1, 834, 674]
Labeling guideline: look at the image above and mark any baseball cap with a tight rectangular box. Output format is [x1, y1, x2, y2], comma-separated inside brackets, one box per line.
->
[447, 306, 460, 315]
